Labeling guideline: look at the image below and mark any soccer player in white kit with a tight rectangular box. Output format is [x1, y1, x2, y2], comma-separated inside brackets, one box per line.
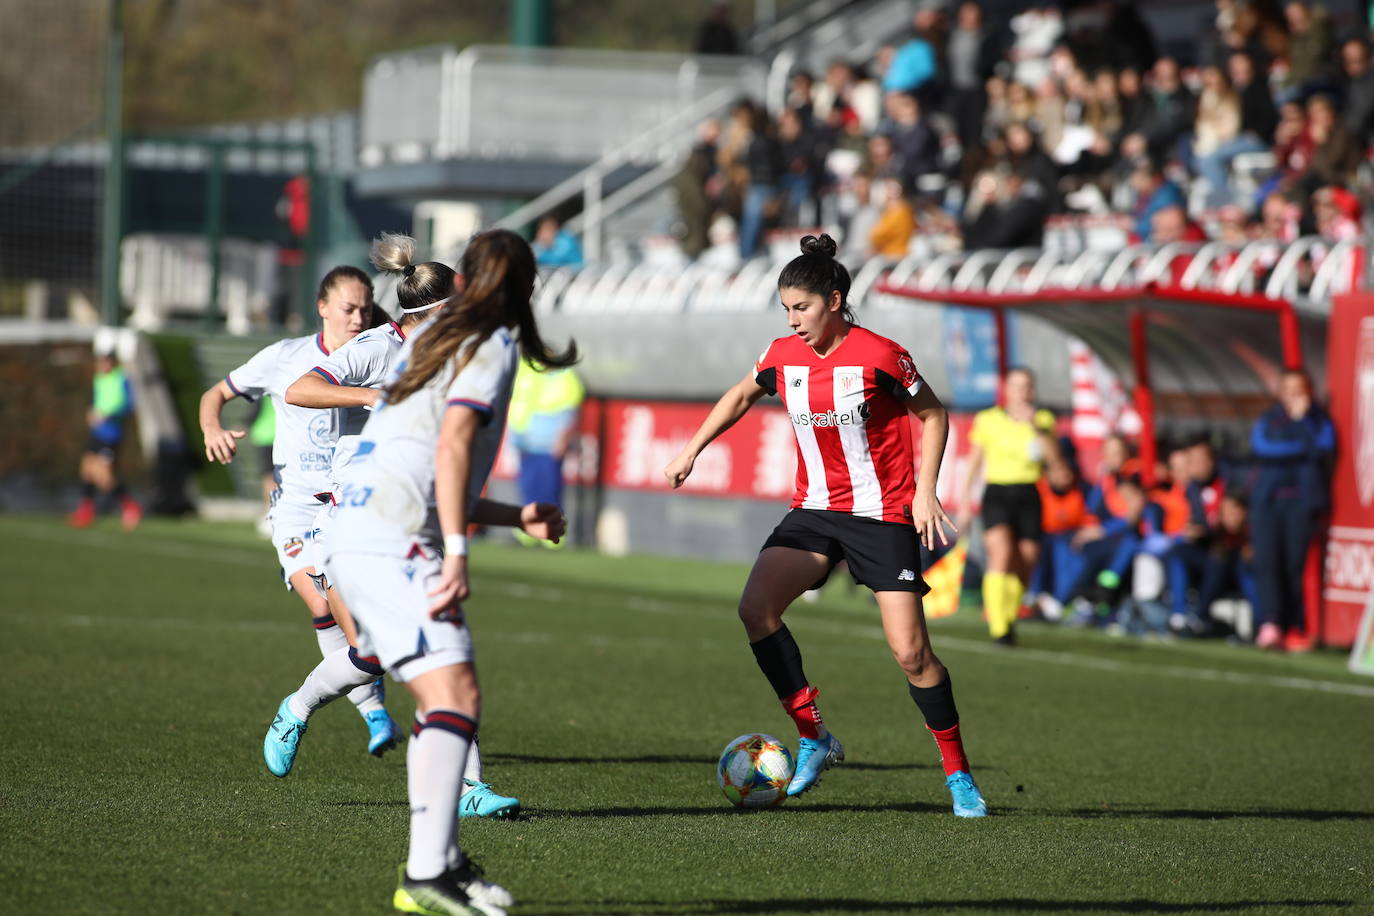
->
[198, 267, 397, 755]
[263, 234, 521, 818]
[325, 230, 575, 916]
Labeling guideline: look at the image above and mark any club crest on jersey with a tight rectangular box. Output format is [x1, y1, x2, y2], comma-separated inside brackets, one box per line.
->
[836, 369, 862, 393]
[282, 537, 305, 558]
[307, 413, 334, 448]
[897, 354, 920, 388]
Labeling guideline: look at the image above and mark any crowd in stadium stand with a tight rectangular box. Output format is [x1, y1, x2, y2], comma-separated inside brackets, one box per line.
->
[672, 0, 1374, 264]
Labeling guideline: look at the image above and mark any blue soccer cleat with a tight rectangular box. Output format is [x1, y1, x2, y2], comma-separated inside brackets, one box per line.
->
[786, 733, 844, 797]
[365, 709, 401, 757]
[458, 779, 521, 819]
[945, 770, 988, 817]
[264, 695, 308, 778]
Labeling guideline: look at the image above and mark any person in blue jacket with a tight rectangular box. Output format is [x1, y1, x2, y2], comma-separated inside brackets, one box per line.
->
[1248, 369, 1335, 651]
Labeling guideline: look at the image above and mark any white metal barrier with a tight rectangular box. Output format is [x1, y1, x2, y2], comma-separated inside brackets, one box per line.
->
[120, 234, 277, 334]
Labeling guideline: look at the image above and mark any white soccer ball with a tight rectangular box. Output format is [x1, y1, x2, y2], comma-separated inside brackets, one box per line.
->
[717, 733, 794, 808]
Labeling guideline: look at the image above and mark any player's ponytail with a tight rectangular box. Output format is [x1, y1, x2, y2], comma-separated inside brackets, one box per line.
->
[777, 233, 855, 323]
[371, 232, 456, 323]
[387, 229, 577, 404]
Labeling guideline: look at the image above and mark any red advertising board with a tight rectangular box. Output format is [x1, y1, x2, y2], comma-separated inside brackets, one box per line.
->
[1323, 293, 1374, 646]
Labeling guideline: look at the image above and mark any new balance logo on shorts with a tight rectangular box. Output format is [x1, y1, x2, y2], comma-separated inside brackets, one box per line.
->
[898, 569, 916, 581]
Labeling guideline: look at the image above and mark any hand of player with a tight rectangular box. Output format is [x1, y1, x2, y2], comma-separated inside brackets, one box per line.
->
[663, 452, 695, 489]
[428, 553, 470, 620]
[204, 427, 246, 464]
[520, 502, 566, 543]
[912, 489, 955, 551]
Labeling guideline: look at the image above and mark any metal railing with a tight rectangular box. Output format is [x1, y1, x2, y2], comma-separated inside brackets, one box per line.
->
[361, 45, 766, 167]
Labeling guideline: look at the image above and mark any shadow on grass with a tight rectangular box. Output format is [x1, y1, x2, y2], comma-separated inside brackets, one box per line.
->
[532, 800, 950, 819]
[1022, 806, 1374, 822]
[532, 898, 1358, 915]
[484, 752, 933, 771]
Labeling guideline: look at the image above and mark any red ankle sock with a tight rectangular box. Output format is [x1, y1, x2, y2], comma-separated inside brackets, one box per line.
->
[782, 685, 826, 740]
[927, 723, 970, 775]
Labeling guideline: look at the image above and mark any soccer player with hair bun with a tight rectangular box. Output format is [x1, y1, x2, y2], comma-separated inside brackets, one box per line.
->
[664, 233, 988, 818]
[323, 229, 576, 915]
[262, 233, 521, 818]
[198, 266, 398, 755]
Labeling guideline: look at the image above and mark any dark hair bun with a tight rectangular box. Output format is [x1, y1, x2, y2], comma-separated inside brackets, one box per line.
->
[799, 234, 837, 259]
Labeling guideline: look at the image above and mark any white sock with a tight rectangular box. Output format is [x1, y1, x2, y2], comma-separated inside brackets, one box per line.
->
[462, 735, 484, 786]
[287, 647, 378, 721]
[406, 711, 474, 881]
[347, 680, 385, 716]
[314, 617, 349, 657]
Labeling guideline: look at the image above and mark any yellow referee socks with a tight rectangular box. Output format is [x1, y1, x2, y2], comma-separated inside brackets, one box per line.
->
[983, 571, 1010, 638]
[1004, 575, 1026, 633]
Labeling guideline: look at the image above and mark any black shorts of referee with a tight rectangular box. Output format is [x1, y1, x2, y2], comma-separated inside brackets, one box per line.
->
[980, 482, 1042, 541]
[762, 508, 931, 594]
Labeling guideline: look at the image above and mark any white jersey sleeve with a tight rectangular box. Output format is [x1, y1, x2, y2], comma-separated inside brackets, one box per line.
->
[313, 330, 395, 389]
[445, 332, 516, 424]
[225, 340, 286, 401]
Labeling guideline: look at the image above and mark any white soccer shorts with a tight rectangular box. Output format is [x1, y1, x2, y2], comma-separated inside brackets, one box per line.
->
[268, 493, 323, 586]
[323, 549, 475, 683]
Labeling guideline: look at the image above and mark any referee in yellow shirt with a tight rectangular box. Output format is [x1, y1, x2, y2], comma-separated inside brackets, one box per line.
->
[958, 368, 1058, 645]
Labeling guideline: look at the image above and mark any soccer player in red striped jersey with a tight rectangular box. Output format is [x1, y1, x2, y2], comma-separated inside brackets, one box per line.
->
[664, 234, 987, 817]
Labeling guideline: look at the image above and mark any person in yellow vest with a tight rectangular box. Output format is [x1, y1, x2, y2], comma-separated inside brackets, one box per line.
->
[70, 349, 141, 530]
[508, 358, 585, 547]
[957, 367, 1058, 645]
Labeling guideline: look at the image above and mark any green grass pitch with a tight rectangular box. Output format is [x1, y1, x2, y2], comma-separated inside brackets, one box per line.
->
[1, 513, 1372, 915]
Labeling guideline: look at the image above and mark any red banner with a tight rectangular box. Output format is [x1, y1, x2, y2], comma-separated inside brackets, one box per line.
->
[1324, 294, 1374, 646]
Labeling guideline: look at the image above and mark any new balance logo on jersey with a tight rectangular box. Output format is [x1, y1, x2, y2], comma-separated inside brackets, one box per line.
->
[791, 402, 871, 427]
[898, 569, 916, 581]
[792, 378, 803, 387]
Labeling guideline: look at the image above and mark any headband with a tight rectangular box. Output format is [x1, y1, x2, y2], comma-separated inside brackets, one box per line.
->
[400, 296, 450, 314]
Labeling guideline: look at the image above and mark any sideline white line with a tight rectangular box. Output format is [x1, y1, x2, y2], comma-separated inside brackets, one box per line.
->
[9, 520, 1374, 700]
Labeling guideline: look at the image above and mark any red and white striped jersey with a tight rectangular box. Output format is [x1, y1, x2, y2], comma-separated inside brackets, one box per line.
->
[753, 326, 925, 524]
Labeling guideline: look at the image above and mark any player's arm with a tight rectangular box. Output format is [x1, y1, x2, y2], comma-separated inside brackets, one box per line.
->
[664, 371, 769, 488]
[907, 384, 956, 549]
[198, 380, 246, 464]
[430, 404, 482, 618]
[284, 369, 381, 409]
[471, 498, 566, 544]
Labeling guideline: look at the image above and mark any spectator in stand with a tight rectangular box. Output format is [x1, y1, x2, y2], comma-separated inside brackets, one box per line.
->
[1089, 69, 1124, 140]
[841, 172, 883, 261]
[1216, 203, 1253, 245]
[1149, 203, 1206, 246]
[866, 133, 903, 184]
[868, 177, 917, 258]
[983, 74, 1011, 140]
[717, 100, 757, 223]
[1195, 52, 1277, 207]
[1218, 0, 1286, 73]
[1033, 75, 1068, 159]
[945, 2, 1005, 151]
[963, 170, 1048, 248]
[532, 215, 584, 269]
[882, 92, 941, 188]
[883, 9, 941, 102]
[778, 107, 822, 226]
[1006, 121, 1060, 208]
[1339, 38, 1374, 144]
[1032, 457, 1094, 621]
[1312, 185, 1362, 243]
[1128, 158, 1186, 241]
[693, 1, 740, 56]
[1249, 368, 1334, 652]
[814, 60, 883, 134]
[1301, 94, 1362, 193]
[1280, 0, 1335, 100]
[1115, 67, 1149, 141]
[739, 106, 783, 260]
[787, 71, 817, 126]
[1009, 5, 1063, 90]
[1192, 65, 1242, 206]
[1271, 99, 1315, 183]
[1103, 1, 1157, 75]
[1191, 493, 1257, 635]
[672, 147, 714, 259]
[1131, 57, 1196, 163]
[1006, 79, 1038, 128]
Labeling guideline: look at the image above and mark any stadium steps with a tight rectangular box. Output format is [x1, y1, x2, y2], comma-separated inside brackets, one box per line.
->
[193, 335, 282, 499]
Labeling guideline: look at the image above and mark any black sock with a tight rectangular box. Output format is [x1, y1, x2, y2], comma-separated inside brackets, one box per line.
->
[908, 672, 959, 731]
[749, 624, 809, 699]
[111, 483, 128, 501]
[80, 482, 96, 500]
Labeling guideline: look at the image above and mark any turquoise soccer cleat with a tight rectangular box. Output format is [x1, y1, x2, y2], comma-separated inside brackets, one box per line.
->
[365, 710, 401, 757]
[457, 780, 521, 819]
[264, 695, 308, 778]
[945, 770, 988, 817]
[785, 733, 844, 797]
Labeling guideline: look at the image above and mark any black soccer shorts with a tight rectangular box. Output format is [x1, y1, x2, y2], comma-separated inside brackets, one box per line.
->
[980, 482, 1043, 541]
[761, 508, 930, 595]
